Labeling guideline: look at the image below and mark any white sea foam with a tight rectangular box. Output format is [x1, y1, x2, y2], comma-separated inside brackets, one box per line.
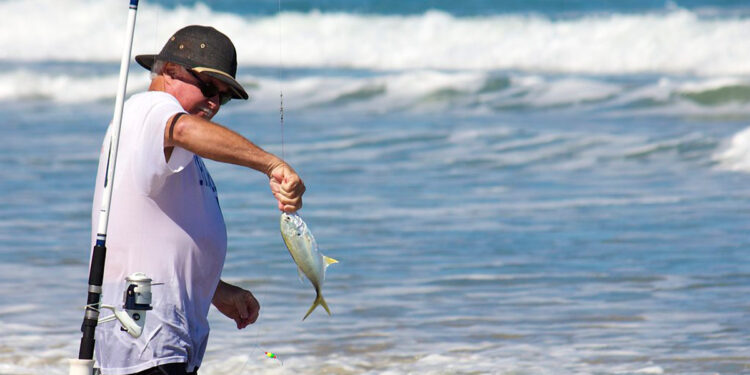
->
[0, 69, 151, 102]
[714, 126, 750, 172]
[633, 366, 665, 374]
[678, 77, 750, 93]
[6, 66, 750, 119]
[513, 78, 623, 107]
[3, 0, 750, 75]
[4, 0, 750, 114]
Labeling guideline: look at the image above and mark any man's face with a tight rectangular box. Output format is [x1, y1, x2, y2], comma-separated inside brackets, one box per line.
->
[164, 63, 232, 120]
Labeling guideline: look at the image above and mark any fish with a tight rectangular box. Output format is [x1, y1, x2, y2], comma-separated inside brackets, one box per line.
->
[279, 212, 338, 320]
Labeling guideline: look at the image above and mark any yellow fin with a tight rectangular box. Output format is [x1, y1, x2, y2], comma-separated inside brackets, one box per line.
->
[323, 256, 338, 265]
[302, 292, 332, 320]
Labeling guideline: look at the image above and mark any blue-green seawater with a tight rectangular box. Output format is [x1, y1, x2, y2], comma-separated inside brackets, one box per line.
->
[0, 0, 749, 374]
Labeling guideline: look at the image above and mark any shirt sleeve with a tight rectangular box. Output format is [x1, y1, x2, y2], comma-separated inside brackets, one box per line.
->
[133, 92, 194, 195]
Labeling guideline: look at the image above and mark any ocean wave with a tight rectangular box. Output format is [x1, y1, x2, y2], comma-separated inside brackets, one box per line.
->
[3, 0, 750, 75]
[6, 67, 750, 119]
[714, 126, 750, 172]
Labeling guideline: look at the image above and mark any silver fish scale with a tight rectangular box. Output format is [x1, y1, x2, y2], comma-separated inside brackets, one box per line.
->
[289, 213, 308, 236]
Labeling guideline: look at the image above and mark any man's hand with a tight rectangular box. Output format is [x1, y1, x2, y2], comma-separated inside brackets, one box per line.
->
[212, 280, 259, 329]
[269, 163, 305, 212]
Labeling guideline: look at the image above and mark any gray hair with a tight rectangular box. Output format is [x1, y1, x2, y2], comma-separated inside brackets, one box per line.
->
[150, 60, 193, 80]
[150, 60, 167, 79]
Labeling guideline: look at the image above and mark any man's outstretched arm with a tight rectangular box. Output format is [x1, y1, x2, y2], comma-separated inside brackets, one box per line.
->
[165, 114, 305, 211]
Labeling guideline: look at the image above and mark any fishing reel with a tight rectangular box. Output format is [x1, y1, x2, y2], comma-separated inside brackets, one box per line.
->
[70, 273, 157, 375]
[97, 272, 155, 338]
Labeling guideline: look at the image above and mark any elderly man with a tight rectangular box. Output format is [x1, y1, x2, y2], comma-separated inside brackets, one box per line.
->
[90, 25, 304, 375]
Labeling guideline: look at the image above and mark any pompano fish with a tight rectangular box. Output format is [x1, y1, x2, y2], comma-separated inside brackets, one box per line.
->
[280, 212, 338, 320]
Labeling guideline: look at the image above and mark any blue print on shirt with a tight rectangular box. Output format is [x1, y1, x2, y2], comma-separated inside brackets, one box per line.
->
[193, 156, 219, 202]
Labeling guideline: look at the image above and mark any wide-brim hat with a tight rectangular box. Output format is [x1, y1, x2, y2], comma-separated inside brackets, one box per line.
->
[135, 25, 249, 101]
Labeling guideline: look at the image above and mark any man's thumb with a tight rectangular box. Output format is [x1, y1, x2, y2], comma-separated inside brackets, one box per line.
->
[270, 165, 285, 181]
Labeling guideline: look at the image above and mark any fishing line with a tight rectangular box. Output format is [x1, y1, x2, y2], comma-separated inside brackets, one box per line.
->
[241, 1, 288, 371]
[278, 0, 285, 160]
[244, 275, 282, 370]
[242, 267, 283, 372]
[250, 0, 288, 366]
[253, 0, 288, 366]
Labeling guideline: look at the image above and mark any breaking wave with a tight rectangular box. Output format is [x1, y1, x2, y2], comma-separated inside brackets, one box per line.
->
[5, 68, 750, 118]
[2, 0, 750, 74]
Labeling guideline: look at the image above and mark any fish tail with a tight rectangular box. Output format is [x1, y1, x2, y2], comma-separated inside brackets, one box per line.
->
[302, 290, 331, 320]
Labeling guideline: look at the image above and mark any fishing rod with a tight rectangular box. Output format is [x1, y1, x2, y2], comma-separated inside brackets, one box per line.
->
[69, 1, 151, 374]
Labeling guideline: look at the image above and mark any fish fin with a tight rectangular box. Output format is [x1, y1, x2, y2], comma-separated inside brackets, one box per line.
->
[302, 291, 332, 320]
[322, 256, 338, 281]
[319, 295, 331, 316]
[297, 267, 305, 283]
[323, 256, 338, 266]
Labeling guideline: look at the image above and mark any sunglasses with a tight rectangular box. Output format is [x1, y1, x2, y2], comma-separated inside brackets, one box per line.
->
[187, 69, 233, 105]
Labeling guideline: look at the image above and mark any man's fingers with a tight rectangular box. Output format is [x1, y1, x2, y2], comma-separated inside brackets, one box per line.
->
[273, 186, 301, 200]
[274, 190, 302, 212]
[282, 204, 301, 213]
[280, 199, 302, 212]
[270, 178, 304, 197]
[272, 187, 293, 199]
[269, 179, 282, 193]
[236, 297, 249, 320]
[268, 164, 304, 212]
[281, 177, 298, 191]
[274, 193, 302, 208]
[238, 294, 260, 329]
[247, 295, 259, 324]
[269, 164, 286, 181]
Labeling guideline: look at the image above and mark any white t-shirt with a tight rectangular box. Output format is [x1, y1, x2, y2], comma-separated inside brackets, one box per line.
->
[91, 91, 227, 374]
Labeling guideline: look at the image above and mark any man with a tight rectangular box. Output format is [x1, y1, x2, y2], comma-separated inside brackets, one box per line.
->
[90, 25, 304, 375]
